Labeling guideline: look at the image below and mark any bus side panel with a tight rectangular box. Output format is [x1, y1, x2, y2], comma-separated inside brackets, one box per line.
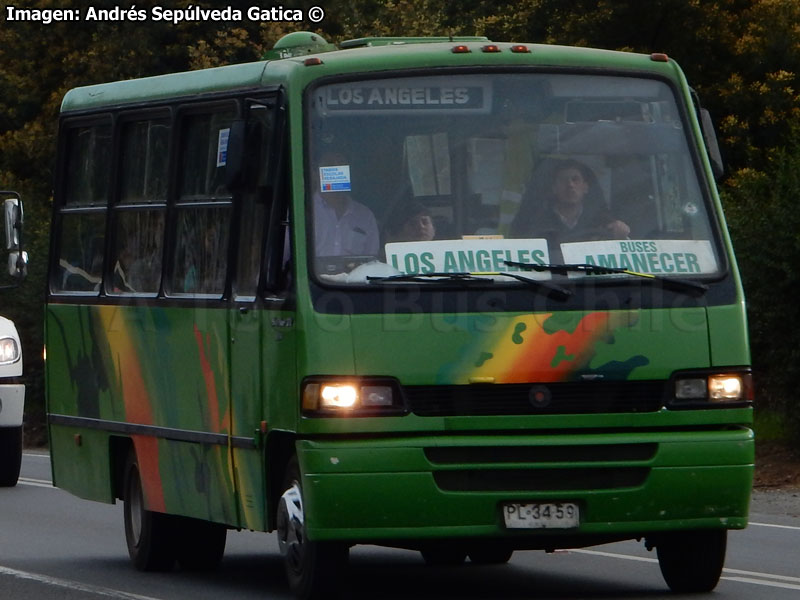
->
[49, 426, 115, 502]
[229, 305, 266, 531]
[46, 303, 239, 526]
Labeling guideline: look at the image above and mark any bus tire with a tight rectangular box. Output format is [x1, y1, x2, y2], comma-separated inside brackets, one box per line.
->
[656, 529, 726, 593]
[0, 426, 22, 487]
[123, 449, 177, 571]
[174, 516, 227, 571]
[468, 547, 513, 565]
[277, 457, 348, 600]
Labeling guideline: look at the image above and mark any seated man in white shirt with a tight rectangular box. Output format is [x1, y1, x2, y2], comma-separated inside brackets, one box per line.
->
[313, 152, 379, 257]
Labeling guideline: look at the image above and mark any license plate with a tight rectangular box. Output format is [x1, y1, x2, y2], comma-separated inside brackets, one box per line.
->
[503, 502, 580, 529]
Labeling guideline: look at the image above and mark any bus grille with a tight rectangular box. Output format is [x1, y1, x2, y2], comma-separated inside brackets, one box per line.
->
[432, 467, 650, 492]
[405, 381, 666, 416]
[425, 445, 656, 493]
[424, 443, 658, 465]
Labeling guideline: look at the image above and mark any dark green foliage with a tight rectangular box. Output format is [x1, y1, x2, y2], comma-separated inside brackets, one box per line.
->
[724, 139, 800, 440]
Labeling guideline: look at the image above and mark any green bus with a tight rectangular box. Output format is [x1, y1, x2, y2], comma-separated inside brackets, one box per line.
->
[46, 32, 753, 598]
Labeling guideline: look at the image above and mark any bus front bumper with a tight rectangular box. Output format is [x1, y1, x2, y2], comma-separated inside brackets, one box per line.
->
[297, 428, 753, 545]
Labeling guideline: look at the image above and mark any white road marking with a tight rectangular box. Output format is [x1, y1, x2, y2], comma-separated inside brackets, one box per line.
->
[571, 549, 657, 564]
[572, 548, 800, 590]
[723, 576, 800, 591]
[0, 565, 163, 599]
[17, 477, 52, 488]
[750, 521, 800, 531]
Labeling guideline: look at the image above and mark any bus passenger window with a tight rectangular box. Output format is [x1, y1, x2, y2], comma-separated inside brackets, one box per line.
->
[64, 125, 112, 207]
[180, 111, 236, 199]
[53, 122, 111, 294]
[169, 109, 235, 297]
[110, 118, 169, 295]
[57, 214, 105, 292]
[112, 213, 165, 294]
[173, 207, 230, 296]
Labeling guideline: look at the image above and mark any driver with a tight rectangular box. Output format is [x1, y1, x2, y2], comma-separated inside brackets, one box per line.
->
[510, 159, 630, 243]
[313, 151, 379, 257]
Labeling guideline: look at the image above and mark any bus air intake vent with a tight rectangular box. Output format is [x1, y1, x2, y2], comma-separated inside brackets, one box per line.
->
[406, 381, 666, 416]
[432, 467, 650, 492]
[424, 443, 658, 465]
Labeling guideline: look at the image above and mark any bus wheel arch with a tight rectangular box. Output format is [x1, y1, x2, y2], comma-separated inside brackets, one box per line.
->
[110, 436, 133, 500]
[276, 455, 349, 599]
[267, 430, 297, 530]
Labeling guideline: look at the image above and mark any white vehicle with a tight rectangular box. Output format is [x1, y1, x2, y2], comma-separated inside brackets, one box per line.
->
[0, 192, 27, 487]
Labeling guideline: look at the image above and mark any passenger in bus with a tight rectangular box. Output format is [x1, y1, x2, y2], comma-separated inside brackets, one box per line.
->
[113, 231, 162, 294]
[510, 159, 630, 244]
[313, 152, 379, 257]
[60, 236, 103, 292]
[183, 225, 225, 294]
[384, 201, 436, 243]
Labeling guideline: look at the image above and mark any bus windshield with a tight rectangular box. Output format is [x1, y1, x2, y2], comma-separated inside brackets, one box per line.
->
[307, 72, 720, 286]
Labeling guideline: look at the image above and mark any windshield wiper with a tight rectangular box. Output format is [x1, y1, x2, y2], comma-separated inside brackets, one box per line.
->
[504, 261, 709, 296]
[367, 272, 487, 285]
[367, 271, 572, 300]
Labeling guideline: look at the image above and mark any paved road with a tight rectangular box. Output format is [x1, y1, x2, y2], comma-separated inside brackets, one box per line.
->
[2, 451, 799, 599]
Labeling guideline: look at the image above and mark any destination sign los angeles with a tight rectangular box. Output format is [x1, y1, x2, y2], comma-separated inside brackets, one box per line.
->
[316, 77, 491, 114]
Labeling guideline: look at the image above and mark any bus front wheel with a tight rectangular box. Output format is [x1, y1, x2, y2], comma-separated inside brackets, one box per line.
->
[0, 426, 22, 487]
[123, 449, 177, 571]
[277, 457, 348, 600]
[656, 530, 727, 593]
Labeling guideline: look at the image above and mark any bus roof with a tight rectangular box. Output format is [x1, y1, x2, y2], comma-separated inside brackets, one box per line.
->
[60, 37, 680, 113]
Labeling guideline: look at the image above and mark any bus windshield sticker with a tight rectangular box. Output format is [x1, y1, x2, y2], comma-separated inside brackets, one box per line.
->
[320, 165, 352, 192]
[560, 239, 718, 277]
[216, 128, 230, 167]
[385, 238, 551, 278]
[316, 77, 493, 116]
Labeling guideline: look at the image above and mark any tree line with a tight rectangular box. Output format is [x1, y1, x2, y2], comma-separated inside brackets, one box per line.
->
[1, 0, 798, 441]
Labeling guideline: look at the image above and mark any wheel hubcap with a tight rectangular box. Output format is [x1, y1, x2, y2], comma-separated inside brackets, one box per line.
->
[128, 467, 144, 546]
[277, 482, 305, 572]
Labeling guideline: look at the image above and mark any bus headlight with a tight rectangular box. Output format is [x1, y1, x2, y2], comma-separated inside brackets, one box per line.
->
[320, 384, 358, 408]
[671, 370, 753, 407]
[0, 337, 20, 364]
[302, 378, 406, 416]
[708, 375, 745, 401]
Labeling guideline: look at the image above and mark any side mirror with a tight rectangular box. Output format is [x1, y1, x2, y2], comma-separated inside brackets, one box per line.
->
[700, 109, 724, 180]
[7, 251, 27, 278]
[3, 196, 22, 250]
[1, 193, 26, 280]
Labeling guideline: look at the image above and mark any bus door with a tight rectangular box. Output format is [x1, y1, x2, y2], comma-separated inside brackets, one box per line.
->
[228, 96, 293, 531]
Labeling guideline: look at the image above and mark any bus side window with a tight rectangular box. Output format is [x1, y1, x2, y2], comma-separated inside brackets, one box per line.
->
[170, 108, 236, 298]
[54, 122, 111, 293]
[110, 117, 169, 295]
[174, 208, 230, 295]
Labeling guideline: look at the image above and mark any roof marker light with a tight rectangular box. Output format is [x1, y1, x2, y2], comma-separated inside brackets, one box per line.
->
[452, 45, 471, 54]
[510, 45, 531, 54]
[482, 44, 501, 53]
[650, 53, 669, 62]
[304, 57, 324, 66]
